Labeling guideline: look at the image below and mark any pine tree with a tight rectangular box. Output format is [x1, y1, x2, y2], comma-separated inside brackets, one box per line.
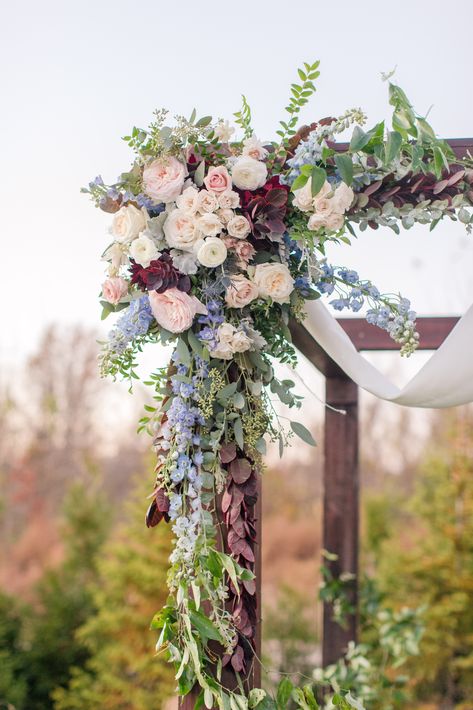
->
[53, 473, 175, 710]
[376, 409, 473, 705]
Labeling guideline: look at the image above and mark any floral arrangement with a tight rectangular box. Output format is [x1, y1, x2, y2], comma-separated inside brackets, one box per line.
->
[85, 62, 472, 709]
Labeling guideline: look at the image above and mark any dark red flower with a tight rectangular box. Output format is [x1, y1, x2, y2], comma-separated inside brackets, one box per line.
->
[129, 253, 191, 293]
[237, 176, 289, 238]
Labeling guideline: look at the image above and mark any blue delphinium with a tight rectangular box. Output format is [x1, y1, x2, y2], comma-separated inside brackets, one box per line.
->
[100, 295, 154, 374]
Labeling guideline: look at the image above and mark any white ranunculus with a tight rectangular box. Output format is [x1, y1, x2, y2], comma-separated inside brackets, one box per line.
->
[111, 204, 147, 243]
[231, 156, 268, 191]
[176, 185, 200, 214]
[129, 234, 160, 267]
[331, 182, 354, 213]
[227, 215, 251, 239]
[253, 262, 295, 304]
[163, 209, 201, 251]
[197, 237, 228, 268]
[196, 212, 223, 237]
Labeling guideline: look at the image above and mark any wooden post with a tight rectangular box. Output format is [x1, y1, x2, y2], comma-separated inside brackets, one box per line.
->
[322, 375, 359, 666]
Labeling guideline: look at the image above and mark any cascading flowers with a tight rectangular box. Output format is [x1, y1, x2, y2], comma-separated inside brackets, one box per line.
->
[85, 61, 473, 709]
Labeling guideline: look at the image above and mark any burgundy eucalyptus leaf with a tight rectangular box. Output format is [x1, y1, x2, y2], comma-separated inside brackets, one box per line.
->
[145, 500, 163, 528]
[229, 458, 252, 484]
[364, 179, 383, 196]
[222, 489, 232, 513]
[230, 645, 245, 673]
[156, 488, 170, 512]
[220, 442, 237, 463]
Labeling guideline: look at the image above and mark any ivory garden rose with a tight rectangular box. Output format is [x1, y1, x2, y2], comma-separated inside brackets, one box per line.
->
[143, 156, 187, 203]
[253, 262, 295, 304]
[111, 204, 147, 242]
[163, 209, 201, 251]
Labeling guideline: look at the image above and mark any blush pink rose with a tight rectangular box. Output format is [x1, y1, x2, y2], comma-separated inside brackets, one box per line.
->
[204, 166, 232, 194]
[225, 275, 259, 308]
[148, 288, 207, 333]
[223, 237, 256, 268]
[143, 156, 187, 203]
[101, 276, 128, 304]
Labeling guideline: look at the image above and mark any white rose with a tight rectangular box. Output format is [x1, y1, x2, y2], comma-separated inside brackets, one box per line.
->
[197, 237, 228, 268]
[111, 204, 147, 243]
[242, 135, 268, 161]
[231, 156, 268, 191]
[292, 182, 313, 212]
[227, 215, 251, 239]
[163, 209, 201, 251]
[313, 196, 334, 218]
[231, 330, 252, 353]
[217, 208, 234, 225]
[325, 213, 345, 231]
[253, 262, 294, 304]
[218, 190, 240, 209]
[196, 212, 223, 237]
[218, 322, 236, 344]
[129, 234, 159, 267]
[331, 182, 354, 213]
[197, 190, 219, 213]
[176, 186, 200, 214]
[307, 214, 326, 231]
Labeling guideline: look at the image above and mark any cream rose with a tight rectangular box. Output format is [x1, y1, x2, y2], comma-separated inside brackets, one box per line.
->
[197, 237, 228, 268]
[196, 212, 223, 237]
[218, 190, 240, 209]
[101, 276, 128, 304]
[197, 190, 219, 213]
[253, 262, 294, 304]
[217, 208, 234, 225]
[143, 156, 187, 203]
[148, 288, 207, 333]
[331, 182, 354, 213]
[227, 215, 251, 239]
[307, 214, 325, 231]
[313, 196, 334, 218]
[225, 275, 259, 308]
[129, 234, 160, 267]
[292, 182, 313, 212]
[176, 185, 199, 214]
[163, 209, 201, 251]
[231, 156, 268, 191]
[231, 330, 251, 353]
[204, 166, 232, 194]
[325, 212, 345, 231]
[111, 204, 147, 243]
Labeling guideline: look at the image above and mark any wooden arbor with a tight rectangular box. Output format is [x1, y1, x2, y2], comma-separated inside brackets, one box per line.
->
[179, 137, 471, 707]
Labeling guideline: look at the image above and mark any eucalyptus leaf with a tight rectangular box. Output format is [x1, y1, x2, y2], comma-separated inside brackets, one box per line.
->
[290, 421, 317, 446]
[334, 154, 353, 185]
[234, 417, 244, 449]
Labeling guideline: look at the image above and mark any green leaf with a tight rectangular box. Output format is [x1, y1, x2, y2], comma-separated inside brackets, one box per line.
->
[249, 689, 267, 708]
[194, 160, 206, 187]
[290, 421, 317, 446]
[384, 130, 402, 164]
[175, 337, 191, 367]
[195, 115, 212, 128]
[291, 174, 309, 192]
[310, 166, 327, 197]
[234, 417, 244, 450]
[189, 610, 222, 643]
[276, 678, 294, 709]
[217, 382, 238, 402]
[349, 126, 368, 152]
[334, 154, 353, 186]
[188, 329, 203, 356]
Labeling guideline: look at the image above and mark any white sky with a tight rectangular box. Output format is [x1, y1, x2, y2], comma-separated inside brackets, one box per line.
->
[1, 0, 472, 376]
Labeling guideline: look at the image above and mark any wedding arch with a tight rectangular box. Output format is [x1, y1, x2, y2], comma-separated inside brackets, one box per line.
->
[85, 62, 473, 709]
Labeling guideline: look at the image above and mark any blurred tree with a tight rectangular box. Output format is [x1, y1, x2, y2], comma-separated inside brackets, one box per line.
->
[0, 592, 28, 709]
[376, 408, 473, 706]
[52, 474, 174, 710]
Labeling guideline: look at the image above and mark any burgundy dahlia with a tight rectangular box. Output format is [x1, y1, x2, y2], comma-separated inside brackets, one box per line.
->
[129, 253, 191, 293]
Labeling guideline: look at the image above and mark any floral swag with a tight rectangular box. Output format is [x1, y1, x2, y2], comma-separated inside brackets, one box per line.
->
[85, 62, 473, 709]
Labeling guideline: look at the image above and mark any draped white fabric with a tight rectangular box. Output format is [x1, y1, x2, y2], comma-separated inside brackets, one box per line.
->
[302, 300, 473, 408]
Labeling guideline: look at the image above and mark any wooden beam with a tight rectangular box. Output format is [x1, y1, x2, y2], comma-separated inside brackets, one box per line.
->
[338, 316, 460, 352]
[322, 376, 359, 666]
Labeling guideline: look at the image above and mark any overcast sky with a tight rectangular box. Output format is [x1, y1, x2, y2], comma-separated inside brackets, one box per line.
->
[1, 0, 472, 375]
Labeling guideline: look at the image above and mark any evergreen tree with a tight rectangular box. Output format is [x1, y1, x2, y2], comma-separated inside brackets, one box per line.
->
[0, 592, 28, 709]
[53, 474, 174, 710]
[376, 409, 473, 706]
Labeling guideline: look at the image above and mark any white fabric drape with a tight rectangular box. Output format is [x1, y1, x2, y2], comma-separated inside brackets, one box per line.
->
[302, 300, 473, 408]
